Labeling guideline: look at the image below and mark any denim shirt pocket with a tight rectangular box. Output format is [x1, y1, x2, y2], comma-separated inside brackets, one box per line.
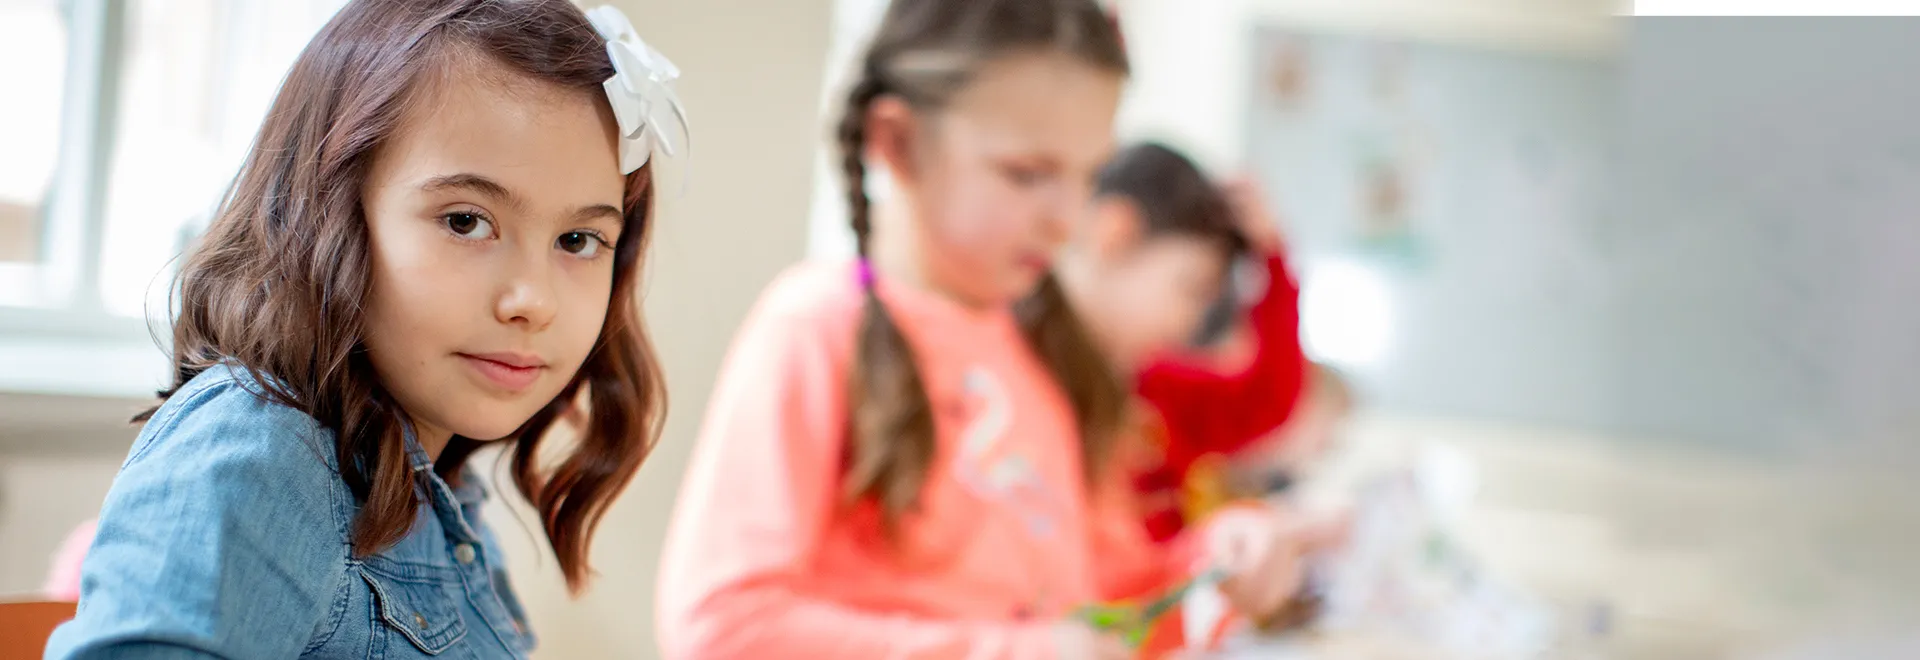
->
[362, 559, 469, 655]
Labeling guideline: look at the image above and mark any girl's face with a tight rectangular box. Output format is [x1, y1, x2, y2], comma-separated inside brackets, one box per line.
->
[1066, 199, 1230, 371]
[360, 57, 626, 446]
[891, 53, 1123, 307]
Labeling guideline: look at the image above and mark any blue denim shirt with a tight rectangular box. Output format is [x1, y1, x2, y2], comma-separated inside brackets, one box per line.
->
[45, 364, 537, 659]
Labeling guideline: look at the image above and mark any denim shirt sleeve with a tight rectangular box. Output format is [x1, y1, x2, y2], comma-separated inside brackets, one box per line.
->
[45, 370, 352, 659]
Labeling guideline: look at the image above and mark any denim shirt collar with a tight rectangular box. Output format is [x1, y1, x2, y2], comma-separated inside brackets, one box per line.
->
[401, 421, 436, 473]
[400, 422, 490, 510]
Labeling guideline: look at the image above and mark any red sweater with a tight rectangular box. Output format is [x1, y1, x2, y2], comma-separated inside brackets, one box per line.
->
[1133, 253, 1310, 542]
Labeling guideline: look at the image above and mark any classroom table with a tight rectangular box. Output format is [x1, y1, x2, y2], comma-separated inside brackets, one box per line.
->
[1198, 415, 1920, 659]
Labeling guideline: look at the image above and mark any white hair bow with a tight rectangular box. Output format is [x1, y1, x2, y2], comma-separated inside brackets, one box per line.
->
[586, 5, 689, 175]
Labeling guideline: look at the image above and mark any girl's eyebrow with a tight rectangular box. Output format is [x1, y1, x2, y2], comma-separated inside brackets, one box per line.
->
[422, 173, 527, 213]
[571, 203, 624, 230]
[423, 172, 623, 229]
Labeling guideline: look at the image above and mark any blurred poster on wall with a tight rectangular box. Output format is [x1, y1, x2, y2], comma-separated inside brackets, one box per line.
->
[1246, 25, 1622, 431]
[1248, 28, 1614, 287]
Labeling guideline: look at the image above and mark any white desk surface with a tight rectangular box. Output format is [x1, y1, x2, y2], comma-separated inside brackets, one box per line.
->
[1232, 415, 1920, 659]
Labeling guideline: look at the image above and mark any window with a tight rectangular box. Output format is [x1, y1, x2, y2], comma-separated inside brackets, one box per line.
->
[0, 0, 72, 305]
[0, 0, 344, 398]
[102, 0, 349, 316]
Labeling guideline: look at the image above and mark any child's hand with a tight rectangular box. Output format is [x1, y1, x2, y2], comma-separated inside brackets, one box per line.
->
[1051, 621, 1133, 660]
[1220, 176, 1284, 255]
[1202, 505, 1343, 621]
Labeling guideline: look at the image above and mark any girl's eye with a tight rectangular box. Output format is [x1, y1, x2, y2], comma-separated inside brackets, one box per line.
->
[1004, 165, 1049, 187]
[557, 231, 610, 258]
[443, 212, 495, 240]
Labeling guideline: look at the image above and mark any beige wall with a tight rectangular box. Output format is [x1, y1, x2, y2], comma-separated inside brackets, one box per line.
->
[0, 456, 121, 593]
[0, 396, 145, 595]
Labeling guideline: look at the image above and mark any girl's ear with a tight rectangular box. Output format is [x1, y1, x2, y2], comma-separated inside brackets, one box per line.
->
[865, 95, 922, 190]
[1087, 196, 1144, 262]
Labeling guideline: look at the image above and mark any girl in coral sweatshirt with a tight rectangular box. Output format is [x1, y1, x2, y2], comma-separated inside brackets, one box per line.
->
[656, 2, 1320, 658]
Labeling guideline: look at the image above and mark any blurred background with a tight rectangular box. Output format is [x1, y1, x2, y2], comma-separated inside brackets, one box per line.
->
[3, 0, 1917, 657]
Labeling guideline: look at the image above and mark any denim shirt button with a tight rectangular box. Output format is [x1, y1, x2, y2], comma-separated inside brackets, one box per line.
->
[413, 612, 427, 629]
[454, 544, 477, 565]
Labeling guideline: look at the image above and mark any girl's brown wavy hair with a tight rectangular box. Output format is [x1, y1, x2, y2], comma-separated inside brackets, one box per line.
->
[136, 0, 665, 594]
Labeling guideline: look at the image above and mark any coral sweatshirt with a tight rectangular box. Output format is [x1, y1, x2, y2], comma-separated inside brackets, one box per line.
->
[657, 262, 1202, 660]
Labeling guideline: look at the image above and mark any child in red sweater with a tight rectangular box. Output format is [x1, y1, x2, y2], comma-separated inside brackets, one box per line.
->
[1056, 144, 1335, 545]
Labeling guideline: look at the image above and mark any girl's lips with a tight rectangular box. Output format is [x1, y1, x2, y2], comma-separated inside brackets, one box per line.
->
[458, 352, 546, 391]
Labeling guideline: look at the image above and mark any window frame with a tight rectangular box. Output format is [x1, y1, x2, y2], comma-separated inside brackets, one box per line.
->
[0, 0, 166, 400]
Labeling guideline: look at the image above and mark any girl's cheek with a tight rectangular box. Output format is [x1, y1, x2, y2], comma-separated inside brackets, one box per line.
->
[931, 210, 1002, 254]
[567, 292, 613, 354]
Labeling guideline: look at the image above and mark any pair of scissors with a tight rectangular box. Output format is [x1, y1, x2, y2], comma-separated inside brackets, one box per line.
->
[1075, 567, 1229, 647]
